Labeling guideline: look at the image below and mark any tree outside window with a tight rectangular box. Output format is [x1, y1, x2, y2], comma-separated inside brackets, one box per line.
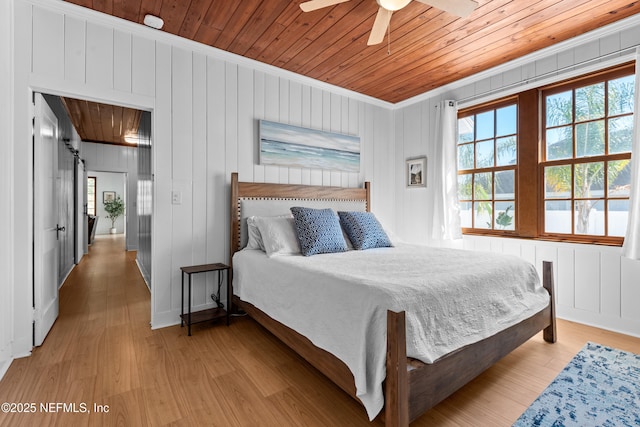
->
[458, 101, 517, 232]
[457, 63, 634, 245]
[542, 72, 633, 239]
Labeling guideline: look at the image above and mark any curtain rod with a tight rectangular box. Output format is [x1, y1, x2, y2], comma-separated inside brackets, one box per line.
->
[457, 45, 639, 106]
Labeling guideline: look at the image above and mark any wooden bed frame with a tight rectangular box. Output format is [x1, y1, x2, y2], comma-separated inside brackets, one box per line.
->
[229, 172, 557, 426]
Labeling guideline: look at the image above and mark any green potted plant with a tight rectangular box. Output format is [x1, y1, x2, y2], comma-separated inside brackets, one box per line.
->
[104, 196, 125, 234]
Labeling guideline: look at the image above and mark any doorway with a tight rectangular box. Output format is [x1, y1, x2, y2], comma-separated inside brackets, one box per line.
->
[89, 171, 127, 237]
[32, 92, 152, 347]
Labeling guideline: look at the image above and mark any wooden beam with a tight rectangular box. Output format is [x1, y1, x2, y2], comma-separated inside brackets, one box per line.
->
[542, 260, 557, 343]
[385, 310, 409, 427]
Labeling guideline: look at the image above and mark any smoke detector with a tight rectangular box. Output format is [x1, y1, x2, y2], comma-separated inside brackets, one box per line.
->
[143, 14, 164, 30]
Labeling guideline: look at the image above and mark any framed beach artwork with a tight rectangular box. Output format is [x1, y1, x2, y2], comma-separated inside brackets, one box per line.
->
[103, 191, 116, 203]
[406, 157, 427, 188]
[259, 120, 360, 172]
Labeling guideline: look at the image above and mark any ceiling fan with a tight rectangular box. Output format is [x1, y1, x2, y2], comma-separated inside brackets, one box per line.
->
[299, 0, 479, 45]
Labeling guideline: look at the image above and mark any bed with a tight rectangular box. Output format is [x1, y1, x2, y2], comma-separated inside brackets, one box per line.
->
[229, 172, 556, 426]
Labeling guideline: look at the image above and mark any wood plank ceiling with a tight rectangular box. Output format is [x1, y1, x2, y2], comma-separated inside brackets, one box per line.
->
[61, 97, 142, 146]
[64, 0, 640, 103]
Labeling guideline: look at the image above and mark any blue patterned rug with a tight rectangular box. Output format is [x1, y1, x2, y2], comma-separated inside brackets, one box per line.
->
[513, 342, 640, 427]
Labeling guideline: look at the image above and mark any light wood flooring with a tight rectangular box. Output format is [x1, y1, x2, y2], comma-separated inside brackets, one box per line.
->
[1, 235, 640, 426]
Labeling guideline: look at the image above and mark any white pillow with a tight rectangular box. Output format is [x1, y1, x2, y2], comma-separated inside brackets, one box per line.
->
[253, 216, 301, 257]
[245, 216, 265, 250]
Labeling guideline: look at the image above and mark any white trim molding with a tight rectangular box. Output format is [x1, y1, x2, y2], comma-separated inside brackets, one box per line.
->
[1, 0, 16, 380]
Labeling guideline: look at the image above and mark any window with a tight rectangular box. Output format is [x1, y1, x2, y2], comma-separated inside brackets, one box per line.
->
[542, 69, 633, 241]
[457, 63, 634, 245]
[87, 176, 96, 216]
[457, 100, 518, 232]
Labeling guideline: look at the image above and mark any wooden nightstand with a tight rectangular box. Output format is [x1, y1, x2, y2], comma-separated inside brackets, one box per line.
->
[180, 263, 230, 336]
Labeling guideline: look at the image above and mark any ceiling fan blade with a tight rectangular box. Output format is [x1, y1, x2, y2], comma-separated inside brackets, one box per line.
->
[300, 0, 351, 12]
[415, 0, 478, 17]
[367, 7, 393, 46]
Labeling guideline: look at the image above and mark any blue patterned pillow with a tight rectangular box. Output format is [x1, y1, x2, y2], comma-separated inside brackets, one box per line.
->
[290, 207, 348, 256]
[338, 211, 392, 250]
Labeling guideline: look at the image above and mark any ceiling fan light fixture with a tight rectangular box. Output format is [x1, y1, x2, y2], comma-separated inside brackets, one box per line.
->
[143, 14, 164, 30]
[376, 0, 411, 11]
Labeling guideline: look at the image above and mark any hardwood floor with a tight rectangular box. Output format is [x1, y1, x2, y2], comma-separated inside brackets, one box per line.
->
[2, 235, 640, 426]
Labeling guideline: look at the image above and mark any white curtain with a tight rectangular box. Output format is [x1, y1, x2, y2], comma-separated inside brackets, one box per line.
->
[431, 100, 462, 241]
[622, 50, 640, 260]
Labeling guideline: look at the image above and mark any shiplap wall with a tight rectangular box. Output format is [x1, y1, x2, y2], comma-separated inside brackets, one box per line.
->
[0, 0, 13, 378]
[7, 0, 394, 359]
[137, 112, 152, 288]
[393, 20, 640, 338]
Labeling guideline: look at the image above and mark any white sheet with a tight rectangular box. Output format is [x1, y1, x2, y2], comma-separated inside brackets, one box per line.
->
[232, 244, 550, 420]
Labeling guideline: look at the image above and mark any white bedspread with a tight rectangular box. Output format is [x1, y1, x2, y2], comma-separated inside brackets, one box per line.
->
[232, 244, 549, 420]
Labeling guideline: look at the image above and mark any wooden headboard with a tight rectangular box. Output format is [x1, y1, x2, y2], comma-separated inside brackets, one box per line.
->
[229, 172, 371, 260]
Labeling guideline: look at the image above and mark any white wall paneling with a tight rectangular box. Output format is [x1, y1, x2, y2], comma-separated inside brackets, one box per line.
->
[574, 250, 601, 313]
[64, 16, 86, 83]
[557, 248, 576, 309]
[237, 66, 255, 183]
[131, 35, 155, 97]
[152, 41, 173, 324]
[12, 0, 36, 359]
[170, 45, 194, 316]
[205, 55, 227, 301]
[253, 71, 266, 183]
[0, 0, 14, 378]
[137, 111, 152, 287]
[621, 257, 640, 322]
[86, 23, 113, 89]
[600, 252, 622, 318]
[462, 236, 640, 338]
[6, 0, 395, 344]
[394, 20, 640, 339]
[32, 6, 64, 79]
[114, 30, 132, 92]
[191, 53, 208, 307]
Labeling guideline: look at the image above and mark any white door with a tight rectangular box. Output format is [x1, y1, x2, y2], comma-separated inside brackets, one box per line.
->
[33, 93, 59, 346]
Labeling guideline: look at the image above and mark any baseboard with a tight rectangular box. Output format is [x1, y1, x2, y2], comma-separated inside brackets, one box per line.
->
[557, 307, 640, 339]
[135, 259, 150, 291]
[58, 263, 75, 290]
[0, 357, 13, 381]
[12, 334, 33, 358]
[150, 302, 222, 330]
[151, 311, 180, 330]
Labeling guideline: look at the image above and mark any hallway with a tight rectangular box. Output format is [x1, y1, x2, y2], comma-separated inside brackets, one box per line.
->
[0, 235, 152, 425]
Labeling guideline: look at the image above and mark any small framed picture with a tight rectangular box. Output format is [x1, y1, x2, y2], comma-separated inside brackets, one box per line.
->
[103, 191, 116, 203]
[406, 157, 427, 188]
